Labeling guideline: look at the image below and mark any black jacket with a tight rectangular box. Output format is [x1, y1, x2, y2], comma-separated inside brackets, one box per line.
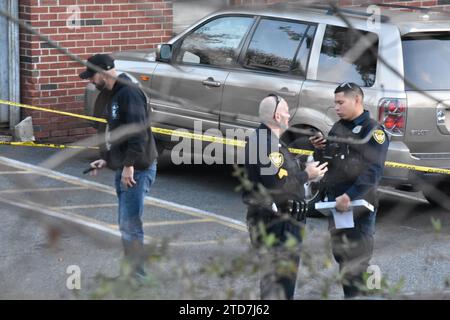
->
[316, 110, 389, 207]
[244, 124, 309, 207]
[102, 73, 158, 170]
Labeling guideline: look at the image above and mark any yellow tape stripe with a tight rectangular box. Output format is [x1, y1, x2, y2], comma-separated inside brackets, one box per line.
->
[288, 147, 314, 156]
[151, 127, 245, 147]
[0, 141, 99, 150]
[385, 161, 450, 175]
[0, 99, 107, 123]
[1, 100, 449, 175]
[152, 127, 450, 175]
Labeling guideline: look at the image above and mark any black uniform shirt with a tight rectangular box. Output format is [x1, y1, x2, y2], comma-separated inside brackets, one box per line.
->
[244, 124, 308, 206]
[321, 110, 389, 206]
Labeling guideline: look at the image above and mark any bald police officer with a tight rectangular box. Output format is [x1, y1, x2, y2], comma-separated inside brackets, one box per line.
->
[243, 94, 328, 299]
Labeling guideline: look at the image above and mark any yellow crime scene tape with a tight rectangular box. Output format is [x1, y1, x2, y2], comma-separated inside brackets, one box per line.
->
[0, 140, 99, 150]
[0, 99, 107, 123]
[1, 99, 450, 175]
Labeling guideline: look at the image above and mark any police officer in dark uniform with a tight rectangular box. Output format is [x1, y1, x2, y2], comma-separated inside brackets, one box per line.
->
[244, 94, 328, 300]
[310, 82, 389, 298]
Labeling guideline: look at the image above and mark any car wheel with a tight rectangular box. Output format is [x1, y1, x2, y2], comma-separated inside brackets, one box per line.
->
[422, 180, 450, 211]
[155, 141, 171, 171]
[303, 180, 326, 218]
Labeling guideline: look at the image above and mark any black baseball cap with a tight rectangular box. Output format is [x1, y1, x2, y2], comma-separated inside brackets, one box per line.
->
[79, 54, 115, 79]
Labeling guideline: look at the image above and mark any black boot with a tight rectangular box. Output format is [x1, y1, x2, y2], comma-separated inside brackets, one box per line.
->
[122, 240, 146, 279]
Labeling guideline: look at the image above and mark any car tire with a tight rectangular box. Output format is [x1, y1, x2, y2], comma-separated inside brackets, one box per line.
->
[155, 141, 172, 171]
[303, 180, 326, 218]
[422, 181, 450, 211]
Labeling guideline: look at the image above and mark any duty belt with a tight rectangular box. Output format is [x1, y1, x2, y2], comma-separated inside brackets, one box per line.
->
[276, 200, 307, 221]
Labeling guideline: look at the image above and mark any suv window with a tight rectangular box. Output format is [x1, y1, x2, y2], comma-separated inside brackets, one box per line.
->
[244, 18, 314, 75]
[175, 16, 254, 66]
[403, 32, 450, 91]
[317, 25, 378, 87]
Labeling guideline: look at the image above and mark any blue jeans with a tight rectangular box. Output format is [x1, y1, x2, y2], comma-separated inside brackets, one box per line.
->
[115, 162, 157, 245]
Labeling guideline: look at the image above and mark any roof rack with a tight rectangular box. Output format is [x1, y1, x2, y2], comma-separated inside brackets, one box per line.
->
[269, 2, 390, 22]
[372, 3, 450, 16]
[373, 3, 430, 13]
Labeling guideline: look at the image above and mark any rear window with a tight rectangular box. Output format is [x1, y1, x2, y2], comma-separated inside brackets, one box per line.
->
[317, 25, 378, 87]
[403, 33, 450, 91]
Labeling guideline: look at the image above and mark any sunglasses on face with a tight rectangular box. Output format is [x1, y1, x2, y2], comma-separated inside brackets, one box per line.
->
[339, 82, 354, 89]
[267, 93, 282, 118]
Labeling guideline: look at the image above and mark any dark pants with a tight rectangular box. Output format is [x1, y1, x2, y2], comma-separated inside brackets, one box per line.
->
[247, 206, 304, 300]
[329, 209, 376, 298]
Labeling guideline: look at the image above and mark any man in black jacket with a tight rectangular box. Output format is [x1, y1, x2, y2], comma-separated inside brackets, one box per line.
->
[79, 54, 158, 278]
[243, 94, 328, 299]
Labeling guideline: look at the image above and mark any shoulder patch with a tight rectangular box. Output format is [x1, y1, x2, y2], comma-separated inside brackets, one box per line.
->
[269, 152, 284, 168]
[278, 168, 288, 179]
[373, 129, 386, 144]
[111, 103, 120, 120]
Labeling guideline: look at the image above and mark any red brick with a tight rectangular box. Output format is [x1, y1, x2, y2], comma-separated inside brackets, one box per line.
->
[51, 130, 68, 137]
[69, 128, 88, 136]
[50, 21, 67, 27]
[19, 0, 174, 142]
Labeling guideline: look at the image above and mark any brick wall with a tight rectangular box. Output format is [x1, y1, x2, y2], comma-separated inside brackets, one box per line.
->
[230, 0, 283, 5]
[19, 0, 172, 143]
[338, 0, 450, 10]
[233, 0, 450, 9]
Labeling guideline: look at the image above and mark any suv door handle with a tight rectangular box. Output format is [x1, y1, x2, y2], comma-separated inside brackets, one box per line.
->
[275, 89, 297, 97]
[202, 77, 221, 87]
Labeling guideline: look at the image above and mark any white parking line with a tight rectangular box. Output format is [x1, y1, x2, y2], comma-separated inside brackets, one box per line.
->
[0, 194, 243, 247]
[0, 171, 31, 174]
[53, 203, 117, 210]
[0, 156, 247, 231]
[378, 187, 429, 204]
[143, 218, 213, 227]
[0, 186, 87, 194]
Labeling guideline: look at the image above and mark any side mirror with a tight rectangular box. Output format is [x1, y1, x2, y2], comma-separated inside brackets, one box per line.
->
[156, 44, 172, 62]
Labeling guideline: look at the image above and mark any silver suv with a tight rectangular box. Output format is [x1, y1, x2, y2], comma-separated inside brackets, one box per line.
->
[85, 3, 450, 209]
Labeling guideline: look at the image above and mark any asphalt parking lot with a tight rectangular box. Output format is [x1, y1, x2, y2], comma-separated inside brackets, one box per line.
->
[0, 148, 253, 299]
[1, 145, 450, 299]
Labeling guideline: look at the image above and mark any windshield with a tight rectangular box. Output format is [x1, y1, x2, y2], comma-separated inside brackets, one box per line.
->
[403, 32, 450, 91]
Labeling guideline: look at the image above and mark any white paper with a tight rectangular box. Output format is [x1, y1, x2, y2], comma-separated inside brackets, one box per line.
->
[315, 199, 374, 217]
[331, 208, 354, 229]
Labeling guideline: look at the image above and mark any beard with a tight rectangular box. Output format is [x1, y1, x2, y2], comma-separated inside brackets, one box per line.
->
[94, 80, 106, 91]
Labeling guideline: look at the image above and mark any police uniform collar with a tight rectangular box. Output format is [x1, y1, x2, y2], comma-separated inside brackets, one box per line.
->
[352, 110, 370, 126]
[259, 123, 282, 144]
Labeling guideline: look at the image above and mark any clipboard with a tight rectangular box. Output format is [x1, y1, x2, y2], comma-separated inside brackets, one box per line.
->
[314, 199, 374, 217]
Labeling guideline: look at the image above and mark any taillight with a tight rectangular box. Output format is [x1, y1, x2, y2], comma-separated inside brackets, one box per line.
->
[378, 98, 407, 136]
